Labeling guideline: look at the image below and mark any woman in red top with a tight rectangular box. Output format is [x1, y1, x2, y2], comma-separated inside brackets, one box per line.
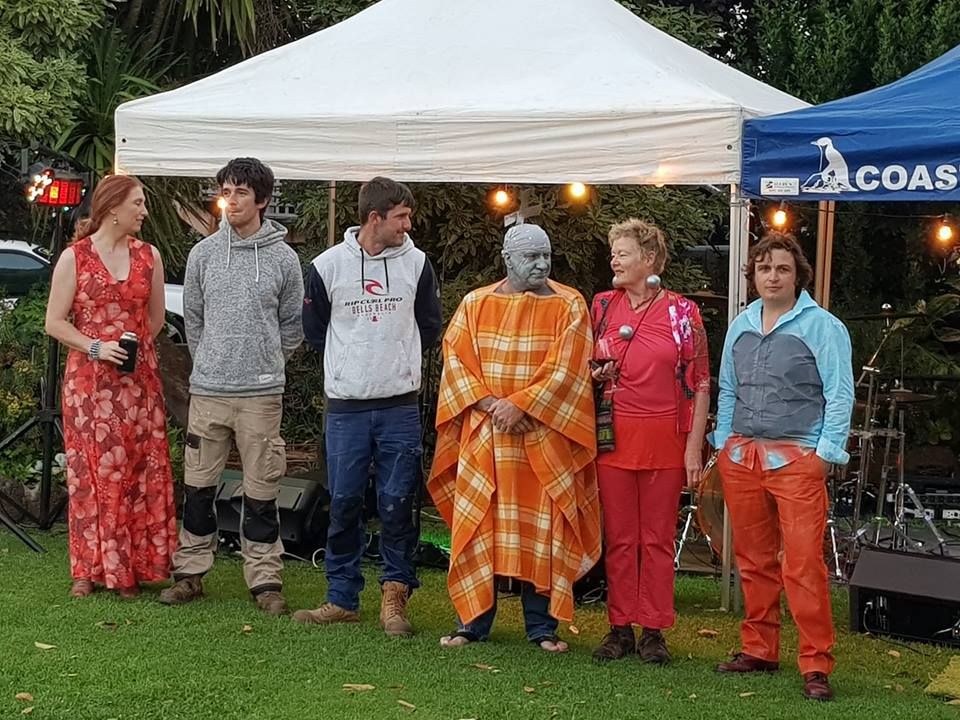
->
[590, 219, 710, 663]
[45, 175, 177, 599]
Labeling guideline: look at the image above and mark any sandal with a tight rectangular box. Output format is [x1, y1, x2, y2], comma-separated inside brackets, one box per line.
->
[117, 585, 140, 599]
[530, 633, 568, 653]
[70, 580, 94, 598]
[439, 630, 480, 648]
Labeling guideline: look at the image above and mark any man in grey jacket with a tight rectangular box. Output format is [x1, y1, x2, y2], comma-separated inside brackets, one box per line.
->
[159, 158, 304, 615]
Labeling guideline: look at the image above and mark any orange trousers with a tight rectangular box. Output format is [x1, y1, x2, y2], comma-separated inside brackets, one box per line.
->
[718, 449, 835, 675]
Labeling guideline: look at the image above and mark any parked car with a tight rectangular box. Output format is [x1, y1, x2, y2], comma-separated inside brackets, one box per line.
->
[0, 239, 187, 344]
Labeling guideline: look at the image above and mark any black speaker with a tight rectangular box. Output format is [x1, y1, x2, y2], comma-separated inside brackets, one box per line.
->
[215, 470, 330, 553]
[849, 547, 960, 646]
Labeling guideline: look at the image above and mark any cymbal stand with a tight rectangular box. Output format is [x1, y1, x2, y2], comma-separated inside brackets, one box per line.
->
[871, 395, 900, 545]
[887, 406, 947, 554]
[825, 465, 844, 580]
[848, 316, 895, 551]
[848, 365, 880, 540]
[674, 503, 697, 571]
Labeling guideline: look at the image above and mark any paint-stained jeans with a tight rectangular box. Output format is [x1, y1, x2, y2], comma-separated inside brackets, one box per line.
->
[324, 405, 423, 610]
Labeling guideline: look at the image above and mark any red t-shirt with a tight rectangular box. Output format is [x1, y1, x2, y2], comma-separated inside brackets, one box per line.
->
[595, 294, 678, 418]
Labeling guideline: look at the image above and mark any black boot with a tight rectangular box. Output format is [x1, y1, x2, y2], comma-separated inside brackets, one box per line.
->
[592, 625, 636, 663]
[638, 628, 670, 664]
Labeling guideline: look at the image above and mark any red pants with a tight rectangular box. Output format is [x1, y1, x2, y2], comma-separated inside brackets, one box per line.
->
[718, 450, 835, 675]
[597, 465, 684, 628]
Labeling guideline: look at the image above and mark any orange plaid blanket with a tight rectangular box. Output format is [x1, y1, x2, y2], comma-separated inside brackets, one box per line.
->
[428, 280, 602, 623]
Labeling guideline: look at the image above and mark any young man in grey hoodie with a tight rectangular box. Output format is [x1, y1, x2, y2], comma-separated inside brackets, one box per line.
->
[294, 177, 442, 636]
[159, 158, 304, 615]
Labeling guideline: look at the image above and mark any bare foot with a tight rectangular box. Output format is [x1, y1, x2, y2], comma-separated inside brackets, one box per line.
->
[537, 638, 568, 653]
[440, 634, 474, 648]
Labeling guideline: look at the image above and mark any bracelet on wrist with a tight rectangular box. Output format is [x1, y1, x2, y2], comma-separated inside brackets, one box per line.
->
[88, 338, 102, 360]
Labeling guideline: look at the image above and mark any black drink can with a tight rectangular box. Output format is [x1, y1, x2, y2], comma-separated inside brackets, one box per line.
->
[118, 331, 138, 373]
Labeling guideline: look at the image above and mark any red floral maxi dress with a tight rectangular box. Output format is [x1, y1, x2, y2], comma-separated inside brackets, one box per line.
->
[62, 236, 177, 589]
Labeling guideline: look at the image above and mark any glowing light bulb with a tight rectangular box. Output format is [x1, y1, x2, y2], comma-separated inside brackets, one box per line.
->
[493, 189, 510, 206]
[568, 182, 587, 199]
[772, 209, 788, 227]
[216, 196, 227, 211]
[937, 222, 954, 243]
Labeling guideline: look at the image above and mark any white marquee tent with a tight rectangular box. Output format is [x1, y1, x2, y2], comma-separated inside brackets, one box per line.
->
[115, 0, 808, 609]
[114, 0, 804, 185]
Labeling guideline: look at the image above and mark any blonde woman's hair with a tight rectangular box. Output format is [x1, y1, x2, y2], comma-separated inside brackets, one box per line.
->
[607, 218, 668, 273]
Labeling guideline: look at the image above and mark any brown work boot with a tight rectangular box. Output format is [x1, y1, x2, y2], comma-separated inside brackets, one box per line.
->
[592, 625, 636, 663]
[380, 581, 414, 637]
[638, 628, 671, 664]
[158, 576, 203, 605]
[802, 672, 834, 701]
[254, 590, 289, 616]
[292, 602, 360, 625]
[716, 652, 780, 673]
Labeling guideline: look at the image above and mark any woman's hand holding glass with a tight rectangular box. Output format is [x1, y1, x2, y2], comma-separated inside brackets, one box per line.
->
[591, 336, 618, 383]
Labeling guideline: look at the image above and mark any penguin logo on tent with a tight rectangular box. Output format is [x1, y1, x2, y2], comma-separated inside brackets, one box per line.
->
[802, 137, 858, 193]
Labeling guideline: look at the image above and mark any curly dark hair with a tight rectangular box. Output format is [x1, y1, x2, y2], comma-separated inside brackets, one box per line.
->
[743, 231, 813, 298]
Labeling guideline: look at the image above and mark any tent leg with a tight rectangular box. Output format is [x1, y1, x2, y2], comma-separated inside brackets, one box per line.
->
[721, 185, 750, 613]
[327, 180, 337, 247]
[815, 201, 827, 302]
[814, 200, 836, 308]
[823, 201, 835, 309]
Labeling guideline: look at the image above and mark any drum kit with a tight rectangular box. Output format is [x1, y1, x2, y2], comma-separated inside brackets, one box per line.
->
[675, 304, 950, 582]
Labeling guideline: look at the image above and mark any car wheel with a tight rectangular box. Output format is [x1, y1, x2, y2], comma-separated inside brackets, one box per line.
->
[165, 314, 187, 345]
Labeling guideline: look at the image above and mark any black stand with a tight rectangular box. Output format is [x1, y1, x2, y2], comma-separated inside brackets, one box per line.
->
[0, 504, 45, 553]
[414, 345, 440, 542]
[0, 212, 70, 550]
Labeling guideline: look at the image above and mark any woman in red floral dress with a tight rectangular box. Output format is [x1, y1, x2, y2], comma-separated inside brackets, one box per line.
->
[45, 175, 177, 598]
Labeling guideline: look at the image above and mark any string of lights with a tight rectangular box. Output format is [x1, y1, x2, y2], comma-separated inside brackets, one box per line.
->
[488, 182, 592, 211]
[764, 200, 957, 244]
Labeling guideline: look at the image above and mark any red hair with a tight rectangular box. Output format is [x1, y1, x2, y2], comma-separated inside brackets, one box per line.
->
[71, 175, 144, 242]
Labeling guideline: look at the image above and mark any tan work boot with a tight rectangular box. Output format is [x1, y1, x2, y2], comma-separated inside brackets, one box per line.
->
[292, 602, 360, 625]
[254, 590, 289, 616]
[380, 581, 413, 637]
[158, 576, 203, 605]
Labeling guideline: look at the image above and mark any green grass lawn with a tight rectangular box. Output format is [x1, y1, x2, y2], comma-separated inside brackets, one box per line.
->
[1, 529, 958, 720]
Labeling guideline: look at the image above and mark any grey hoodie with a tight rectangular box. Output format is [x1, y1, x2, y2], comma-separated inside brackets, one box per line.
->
[183, 218, 304, 396]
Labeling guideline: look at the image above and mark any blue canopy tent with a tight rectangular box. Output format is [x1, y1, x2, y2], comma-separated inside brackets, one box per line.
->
[741, 45, 960, 203]
[739, 45, 960, 306]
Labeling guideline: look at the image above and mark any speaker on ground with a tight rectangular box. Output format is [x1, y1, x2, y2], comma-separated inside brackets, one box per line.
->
[849, 546, 960, 647]
[215, 469, 330, 555]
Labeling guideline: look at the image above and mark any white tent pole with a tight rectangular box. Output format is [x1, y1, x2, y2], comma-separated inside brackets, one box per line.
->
[720, 184, 750, 612]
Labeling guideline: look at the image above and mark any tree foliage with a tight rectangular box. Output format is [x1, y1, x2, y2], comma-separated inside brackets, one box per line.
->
[0, 1, 105, 142]
[55, 30, 171, 176]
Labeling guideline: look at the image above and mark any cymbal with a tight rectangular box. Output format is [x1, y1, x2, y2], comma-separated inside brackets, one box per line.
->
[880, 389, 935, 404]
[686, 291, 727, 302]
[856, 388, 936, 405]
[845, 311, 924, 321]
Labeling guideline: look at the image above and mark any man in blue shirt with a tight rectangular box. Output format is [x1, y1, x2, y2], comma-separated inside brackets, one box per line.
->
[711, 232, 854, 701]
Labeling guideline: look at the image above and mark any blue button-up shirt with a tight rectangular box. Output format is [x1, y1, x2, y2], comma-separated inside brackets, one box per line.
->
[710, 290, 854, 469]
